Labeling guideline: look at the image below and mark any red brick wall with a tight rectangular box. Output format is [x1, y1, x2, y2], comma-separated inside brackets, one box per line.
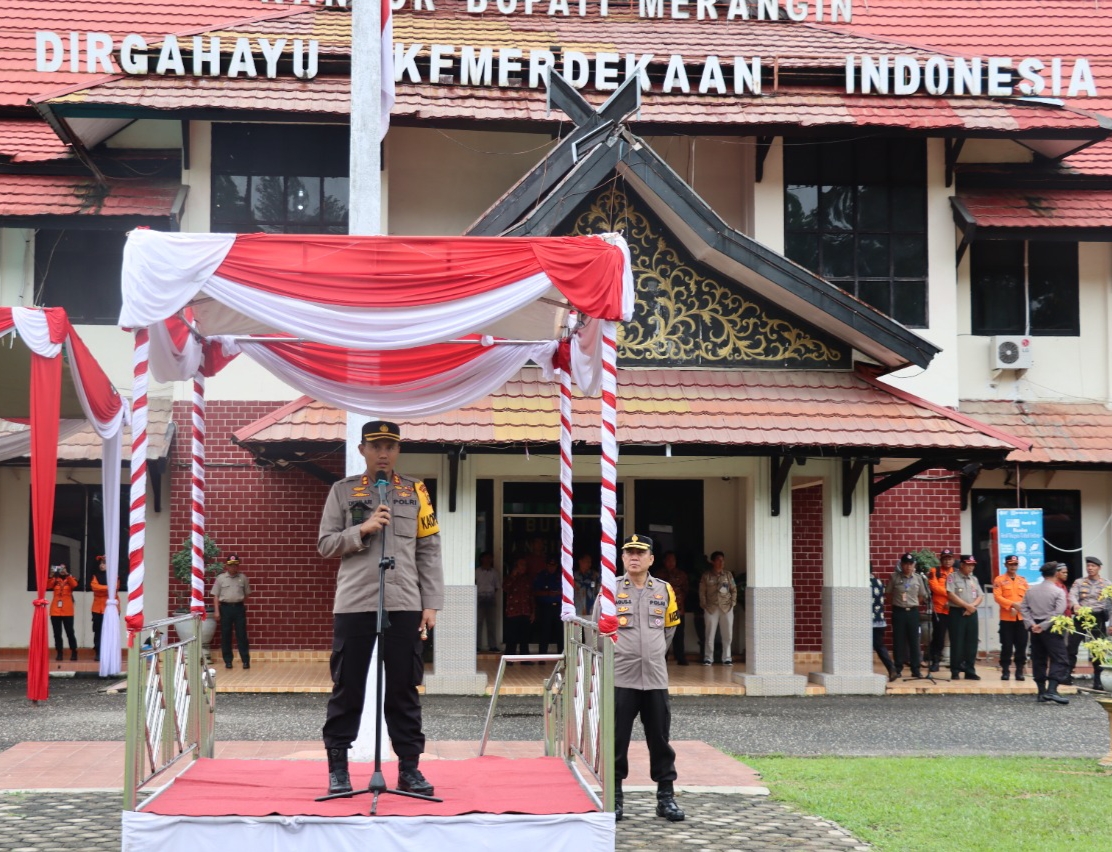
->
[788, 472, 961, 655]
[792, 483, 824, 652]
[870, 469, 962, 574]
[168, 400, 344, 650]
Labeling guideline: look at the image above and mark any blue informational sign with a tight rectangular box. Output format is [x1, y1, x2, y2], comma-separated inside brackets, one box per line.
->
[996, 508, 1045, 585]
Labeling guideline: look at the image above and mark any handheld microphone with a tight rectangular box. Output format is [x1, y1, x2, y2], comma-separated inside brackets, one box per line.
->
[374, 470, 389, 506]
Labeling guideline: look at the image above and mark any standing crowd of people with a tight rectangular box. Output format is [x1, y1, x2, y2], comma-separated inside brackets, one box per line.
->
[476, 543, 744, 666]
[870, 549, 1110, 701]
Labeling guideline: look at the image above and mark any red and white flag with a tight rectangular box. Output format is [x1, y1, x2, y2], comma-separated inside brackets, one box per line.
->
[380, 0, 395, 139]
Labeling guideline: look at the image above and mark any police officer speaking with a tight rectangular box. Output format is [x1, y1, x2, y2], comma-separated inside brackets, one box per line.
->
[596, 534, 686, 823]
[317, 421, 443, 798]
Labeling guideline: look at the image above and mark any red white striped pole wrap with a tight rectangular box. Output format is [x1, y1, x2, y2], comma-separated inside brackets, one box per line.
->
[125, 328, 149, 644]
[559, 351, 575, 621]
[596, 321, 619, 637]
[190, 374, 207, 617]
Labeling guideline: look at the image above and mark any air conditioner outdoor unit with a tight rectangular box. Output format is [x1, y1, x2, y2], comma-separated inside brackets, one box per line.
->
[991, 335, 1033, 370]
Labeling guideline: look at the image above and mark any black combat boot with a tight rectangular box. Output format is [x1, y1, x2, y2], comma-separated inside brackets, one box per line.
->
[326, 747, 353, 796]
[1035, 681, 1047, 702]
[614, 787, 624, 822]
[397, 757, 434, 795]
[1015, 665, 1025, 682]
[655, 782, 685, 822]
[1044, 680, 1069, 705]
[1001, 667, 1010, 681]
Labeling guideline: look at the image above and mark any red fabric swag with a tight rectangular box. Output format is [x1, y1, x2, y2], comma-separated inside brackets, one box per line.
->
[260, 335, 495, 386]
[28, 351, 61, 702]
[216, 234, 626, 318]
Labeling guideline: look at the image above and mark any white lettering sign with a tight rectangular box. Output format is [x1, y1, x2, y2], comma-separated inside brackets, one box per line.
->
[845, 54, 1097, 98]
[34, 30, 320, 79]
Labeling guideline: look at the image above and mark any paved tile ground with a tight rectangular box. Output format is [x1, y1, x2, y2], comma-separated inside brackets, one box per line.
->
[0, 791, 869, 852]
[3, 648, 1083, 696]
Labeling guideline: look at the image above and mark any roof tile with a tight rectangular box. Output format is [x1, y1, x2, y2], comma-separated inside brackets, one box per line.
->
[959, 400, 1112, 465]
[0, 174, 180, 218]
[957, 188, 1112, 230]
[235, 368, 1020, 453]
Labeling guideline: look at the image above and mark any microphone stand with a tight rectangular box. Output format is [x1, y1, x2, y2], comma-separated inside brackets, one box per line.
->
[316, 474, 442, 814]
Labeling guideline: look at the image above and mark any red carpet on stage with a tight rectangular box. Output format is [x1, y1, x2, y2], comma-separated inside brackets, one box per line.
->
[145, 756, 598, 818]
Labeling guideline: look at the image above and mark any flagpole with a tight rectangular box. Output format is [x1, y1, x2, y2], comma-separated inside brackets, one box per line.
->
[347, 0, 389, 764]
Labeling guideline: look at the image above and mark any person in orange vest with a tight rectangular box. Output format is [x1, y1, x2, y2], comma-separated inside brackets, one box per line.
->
[993, 554, 1029, 681]
[926, 549, 955, 672]
[49, 564, 79, 661]
[89, 555, 112, 662]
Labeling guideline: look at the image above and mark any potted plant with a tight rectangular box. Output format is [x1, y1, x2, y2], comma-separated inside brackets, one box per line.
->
[170, 534, 223, 646]
[1050, 585, 1112, 690]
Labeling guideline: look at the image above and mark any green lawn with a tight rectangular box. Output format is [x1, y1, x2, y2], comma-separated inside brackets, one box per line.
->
[746, 756, 1111, 852]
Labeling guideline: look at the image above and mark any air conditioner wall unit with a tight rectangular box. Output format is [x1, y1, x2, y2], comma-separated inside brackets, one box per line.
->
[990, 335, 1033, 370]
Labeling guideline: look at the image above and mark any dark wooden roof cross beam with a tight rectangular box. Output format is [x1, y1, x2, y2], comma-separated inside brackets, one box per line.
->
[842, 457, 872, 517]
[870, 458, 938, 504]
[770, 455, 795, 517]
[467, 72, 640, 236]
[959, 462, 983, 512]
[945, 137, 965, 189]
[446, 445, 466, 513]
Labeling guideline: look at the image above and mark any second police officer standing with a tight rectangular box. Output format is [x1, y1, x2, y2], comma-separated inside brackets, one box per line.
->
[946, 555, 985, 680]
[595, 534, 686, 823]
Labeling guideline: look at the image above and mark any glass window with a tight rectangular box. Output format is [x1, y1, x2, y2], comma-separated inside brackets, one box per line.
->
[970, 241, 1079, 336]
[783, 138, 928, 328]
[33, 230, 129, 325]
[211, 124, 350, 234]
[26, 485, 129, 591]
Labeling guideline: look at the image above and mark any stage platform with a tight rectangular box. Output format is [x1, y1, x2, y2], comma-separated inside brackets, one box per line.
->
[123, 755, 612, 852]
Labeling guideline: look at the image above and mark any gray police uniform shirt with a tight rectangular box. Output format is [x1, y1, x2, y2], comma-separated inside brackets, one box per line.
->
[1020, 580, 1067, 631]
[946, 571, 982, 606]
[211, 572, 250, 604]
[887, 571, 927, 609]
[594, 574, 679, 691]
[318, 471, 444, 614]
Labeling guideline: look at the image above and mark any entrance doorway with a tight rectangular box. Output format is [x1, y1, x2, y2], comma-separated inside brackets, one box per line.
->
[634, 480, 706, 661]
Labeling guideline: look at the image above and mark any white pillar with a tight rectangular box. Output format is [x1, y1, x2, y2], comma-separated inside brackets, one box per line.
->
[810, 459, 886, 694]
[737, 458, 807, 695]
[424, 452, 487, 694]
[346, 0, 387, 760]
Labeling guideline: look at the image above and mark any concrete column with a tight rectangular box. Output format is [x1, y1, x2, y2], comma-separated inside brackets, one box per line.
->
[425, 453, 487, 694]
[736, 459, 807, 696]
[809, 459, 886, 695]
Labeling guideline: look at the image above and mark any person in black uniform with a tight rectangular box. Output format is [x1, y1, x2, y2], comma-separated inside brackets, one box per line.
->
[317, 421, 444, 797]
[595, 534, 685, 823]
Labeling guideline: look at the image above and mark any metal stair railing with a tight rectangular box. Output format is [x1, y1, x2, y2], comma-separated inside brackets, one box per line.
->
[123, 614, 217, 810]
[479, 618, 614, 812]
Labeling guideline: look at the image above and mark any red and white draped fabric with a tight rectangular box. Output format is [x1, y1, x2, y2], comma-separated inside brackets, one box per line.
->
[0, 307, 127, 696]
[120, 232, 633, 354]
[119, 231, 634, 634]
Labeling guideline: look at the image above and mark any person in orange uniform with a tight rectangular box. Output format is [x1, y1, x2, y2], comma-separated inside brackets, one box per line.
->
[993, 554, 1029, 681]
[926, 549, 955, 672]
[90, 555, 111, 662]
[49, 564, 79, 661]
